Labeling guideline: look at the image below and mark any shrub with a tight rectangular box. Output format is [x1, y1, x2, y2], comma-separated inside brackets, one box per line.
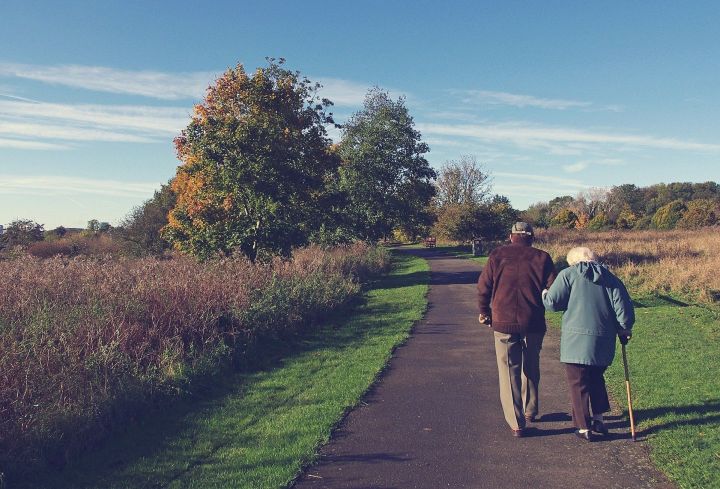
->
[27, 234, 122, 258]
[0, 243, 388, 479]
[677, 199, 718, 229]
[651, 199, 686, 229]
[550, 208, 577, 228]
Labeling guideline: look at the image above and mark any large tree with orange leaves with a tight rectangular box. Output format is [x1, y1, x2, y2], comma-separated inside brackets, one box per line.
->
[163, 59, 340, 260]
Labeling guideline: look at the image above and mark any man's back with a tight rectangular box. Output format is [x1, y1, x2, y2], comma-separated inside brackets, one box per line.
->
[477, 243, 556, 334]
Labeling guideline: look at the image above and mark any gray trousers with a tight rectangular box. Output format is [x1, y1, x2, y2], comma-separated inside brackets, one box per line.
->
[493, 331, 544, 430]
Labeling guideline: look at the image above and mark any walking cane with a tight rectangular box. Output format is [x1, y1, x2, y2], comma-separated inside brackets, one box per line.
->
[621, 342, 637, 441]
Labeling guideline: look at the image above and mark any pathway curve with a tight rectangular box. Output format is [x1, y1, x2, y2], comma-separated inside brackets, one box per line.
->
[294, 249, 674, 489]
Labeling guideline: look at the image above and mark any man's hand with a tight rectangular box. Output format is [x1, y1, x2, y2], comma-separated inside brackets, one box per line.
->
[618, 333, 631, 345]
[478, 314, 492, 327]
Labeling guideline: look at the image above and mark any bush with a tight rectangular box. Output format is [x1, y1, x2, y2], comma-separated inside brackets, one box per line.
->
[651, 199, 686, 229]
[0, 243, 388, 479]
[677, 199, 718, 229]
[27, 234, 122, 258]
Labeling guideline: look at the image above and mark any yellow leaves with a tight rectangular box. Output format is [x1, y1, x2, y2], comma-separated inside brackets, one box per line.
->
[172, 171, 210, 218]
[222, 195, 234, 212]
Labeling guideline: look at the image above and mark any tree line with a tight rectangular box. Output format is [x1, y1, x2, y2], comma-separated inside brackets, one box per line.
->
[521, 182, 720, 230]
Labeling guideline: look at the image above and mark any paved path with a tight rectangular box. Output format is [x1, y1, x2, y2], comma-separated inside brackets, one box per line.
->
[294, 249, 674, 489]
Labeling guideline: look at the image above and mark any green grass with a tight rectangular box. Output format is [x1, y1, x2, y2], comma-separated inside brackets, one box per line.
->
[21, 252, 429, 489]
[546, 297, 720, 489]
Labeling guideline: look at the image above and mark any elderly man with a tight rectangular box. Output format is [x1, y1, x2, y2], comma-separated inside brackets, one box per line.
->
[477, 222, 557, 437]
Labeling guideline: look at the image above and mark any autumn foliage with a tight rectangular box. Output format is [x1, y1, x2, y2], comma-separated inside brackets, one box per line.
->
[164, 59, 340, 260]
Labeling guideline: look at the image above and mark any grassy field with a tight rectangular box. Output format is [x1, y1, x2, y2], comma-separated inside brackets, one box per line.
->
[20, 252, 429, 489]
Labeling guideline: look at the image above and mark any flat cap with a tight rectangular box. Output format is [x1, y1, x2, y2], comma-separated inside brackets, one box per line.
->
[510, 221, 534, 236]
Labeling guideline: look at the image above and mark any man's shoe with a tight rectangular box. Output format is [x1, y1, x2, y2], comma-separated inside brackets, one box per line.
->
[512, 428, 525, 438]
[591, 420, 609, 436]
[574, 429, 595, 442]
[525, 414, 537, 423]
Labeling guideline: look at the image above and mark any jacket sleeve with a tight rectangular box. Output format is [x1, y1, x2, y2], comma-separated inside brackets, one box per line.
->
[543, 269, 570, 312]
[477, 255, 494, 317]
[543, 253, 557, 289]
[611, 279, 635, 332]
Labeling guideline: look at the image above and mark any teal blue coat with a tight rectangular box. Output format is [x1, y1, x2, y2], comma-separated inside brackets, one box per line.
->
[543, 262, 635, 366]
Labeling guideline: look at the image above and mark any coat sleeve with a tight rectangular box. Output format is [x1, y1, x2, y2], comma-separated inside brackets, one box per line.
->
[543, 269, 570, 312]
[611, 279, 635, 332]
[543, 253, 557, 289]
[477, 255, 494, 317]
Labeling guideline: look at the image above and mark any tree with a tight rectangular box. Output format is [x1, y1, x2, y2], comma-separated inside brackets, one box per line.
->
[606, 184, 644, 222]
[431, 195, 518, 242]
[119, 182, 177, 256]
[163, 59, 340, 260]
[550, 208, 578, 229]
[587, 212, 610, 230]
[651, 200, 686, 229]
[521, 201, 551, 228]
[339, 88, 436, 241]
[0, 219, 44, 249]
[86, 219, 100, 233]
[434, 156, 491, 207]
[677, 199, 718, 229]
[615, 205, 639, 229]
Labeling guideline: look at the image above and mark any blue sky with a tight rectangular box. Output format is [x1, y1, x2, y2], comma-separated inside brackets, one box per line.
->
[1, 0, 719, 228]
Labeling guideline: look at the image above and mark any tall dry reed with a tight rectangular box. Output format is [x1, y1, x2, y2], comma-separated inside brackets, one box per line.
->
[0, 243, 388, 477]
[535, 227, 720, 301]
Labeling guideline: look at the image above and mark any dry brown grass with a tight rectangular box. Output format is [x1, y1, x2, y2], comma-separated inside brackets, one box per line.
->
[0, 243, 388, 475]
[534, 227, 720, 301]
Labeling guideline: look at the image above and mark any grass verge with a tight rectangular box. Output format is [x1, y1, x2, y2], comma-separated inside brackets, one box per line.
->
[546, 297, 720, 489]
[20, 251, 429, 489]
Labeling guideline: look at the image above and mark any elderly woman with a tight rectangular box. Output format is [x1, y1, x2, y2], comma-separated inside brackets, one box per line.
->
[543, 247, 634, 441]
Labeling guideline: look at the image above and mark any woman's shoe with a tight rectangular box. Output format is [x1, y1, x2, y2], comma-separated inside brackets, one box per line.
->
[574, 429, 595, 442]
[591, 420, 609, 436]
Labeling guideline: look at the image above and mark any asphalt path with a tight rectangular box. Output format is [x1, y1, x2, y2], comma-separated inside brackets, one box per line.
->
[294, 248, 674, 489]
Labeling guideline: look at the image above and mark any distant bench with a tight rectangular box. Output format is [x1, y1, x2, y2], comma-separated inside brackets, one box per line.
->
[424, 237, 436, 248]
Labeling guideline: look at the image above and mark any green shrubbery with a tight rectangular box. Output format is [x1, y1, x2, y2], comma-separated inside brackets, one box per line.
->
[0, 243, 388, 480]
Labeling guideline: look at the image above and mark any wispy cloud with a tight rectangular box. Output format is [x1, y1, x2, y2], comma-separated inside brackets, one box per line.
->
[564, 158, 624, 173]
[0, 63, 216, 100]
[0, 138, 69, 150]
[493, 172, 590, 204]
[0, 100, 190, 148]
[0, 100, 188, 134]
[0, 63, 380, 107]
[458, 90, 592, 110]
[418, 121, 720, 154]
[0, 92, 42, 103]
[316, 77, 370, 107]
[450, 89, 622, 112]
[564, 162, 587, 173]
[0, 120, 155, 143]
[0, 175, 159, 198]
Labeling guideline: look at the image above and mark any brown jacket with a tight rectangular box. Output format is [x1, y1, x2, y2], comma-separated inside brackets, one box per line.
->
[477, 243, 556, 334]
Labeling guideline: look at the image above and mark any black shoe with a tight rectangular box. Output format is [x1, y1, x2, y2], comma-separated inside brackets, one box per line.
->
[591, 420, 609, 436]
[525, 414, 537, 423]
[574, 429, 595, 442]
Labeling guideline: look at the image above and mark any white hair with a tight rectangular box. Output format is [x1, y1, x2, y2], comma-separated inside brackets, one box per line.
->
[566, 247, 598, 266]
